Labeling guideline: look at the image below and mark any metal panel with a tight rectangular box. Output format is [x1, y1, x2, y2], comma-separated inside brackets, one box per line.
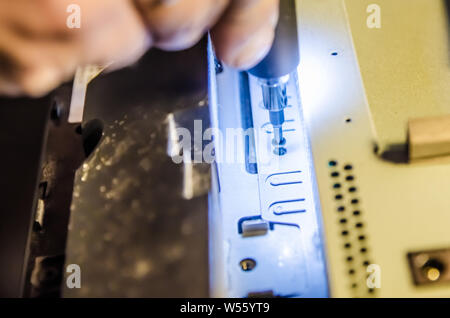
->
[208, 53, 328, 296]
[299, 0, 450, 297]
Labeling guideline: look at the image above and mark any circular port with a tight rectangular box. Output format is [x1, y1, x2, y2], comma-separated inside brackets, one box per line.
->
[422, 258, 445, 282]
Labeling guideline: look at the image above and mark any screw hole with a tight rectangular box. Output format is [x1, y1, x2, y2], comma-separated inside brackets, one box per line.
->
[240, 258, 256, 272]
[273, 147, 287, 156]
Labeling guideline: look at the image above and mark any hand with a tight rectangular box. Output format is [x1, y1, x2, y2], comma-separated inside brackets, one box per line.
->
[0, 0, 279, 97]
[135, 0, 279, 68]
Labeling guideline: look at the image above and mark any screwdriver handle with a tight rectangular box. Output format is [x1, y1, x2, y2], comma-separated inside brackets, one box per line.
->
[248, 0, 299, 80]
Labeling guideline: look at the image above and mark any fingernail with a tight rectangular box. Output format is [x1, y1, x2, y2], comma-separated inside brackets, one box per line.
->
[231, 27, 274, 69]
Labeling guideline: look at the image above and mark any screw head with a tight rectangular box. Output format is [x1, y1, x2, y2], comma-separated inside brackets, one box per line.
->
[240, 258, 256, 271]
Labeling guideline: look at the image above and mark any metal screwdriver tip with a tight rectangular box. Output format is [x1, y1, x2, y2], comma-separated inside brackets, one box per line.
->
[272, 126, 285, 146]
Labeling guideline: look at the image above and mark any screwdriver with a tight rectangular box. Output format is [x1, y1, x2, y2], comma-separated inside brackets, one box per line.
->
[248, 0, 300, 151]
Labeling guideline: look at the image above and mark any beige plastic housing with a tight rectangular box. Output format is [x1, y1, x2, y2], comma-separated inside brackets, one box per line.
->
[298, 0, 450, 297]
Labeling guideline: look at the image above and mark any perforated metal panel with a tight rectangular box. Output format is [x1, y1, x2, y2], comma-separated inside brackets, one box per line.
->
[299, 0, 450, 297]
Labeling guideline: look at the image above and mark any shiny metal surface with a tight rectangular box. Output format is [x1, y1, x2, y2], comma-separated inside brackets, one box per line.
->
[208, 51, 328, 297]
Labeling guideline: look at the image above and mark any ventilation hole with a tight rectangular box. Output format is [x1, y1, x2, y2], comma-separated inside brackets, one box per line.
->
[331, 52, 338, 56]
[329, 160, 338, 167]
[327, 161, 374, 296]
[345, 118, 352, 123]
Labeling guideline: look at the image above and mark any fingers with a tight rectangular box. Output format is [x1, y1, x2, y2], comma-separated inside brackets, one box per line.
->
[135, 0, 279, 68]
[0, 0, 150, 97]
[0, 0, 279, 97]
[211, 0, 279, 69]
[77, 0, 150, 70]
[135, 0, 229, 51]
[0, 25, 76, 97]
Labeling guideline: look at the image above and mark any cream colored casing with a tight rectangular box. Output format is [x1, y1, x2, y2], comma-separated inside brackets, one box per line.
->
[299, 0, 450, 297]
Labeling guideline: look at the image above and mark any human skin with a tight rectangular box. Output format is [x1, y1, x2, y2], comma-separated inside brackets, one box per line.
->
[0, 0, 279, 97]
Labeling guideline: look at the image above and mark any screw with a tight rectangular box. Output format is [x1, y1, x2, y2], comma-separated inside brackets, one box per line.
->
[240, 258, 256, 271]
